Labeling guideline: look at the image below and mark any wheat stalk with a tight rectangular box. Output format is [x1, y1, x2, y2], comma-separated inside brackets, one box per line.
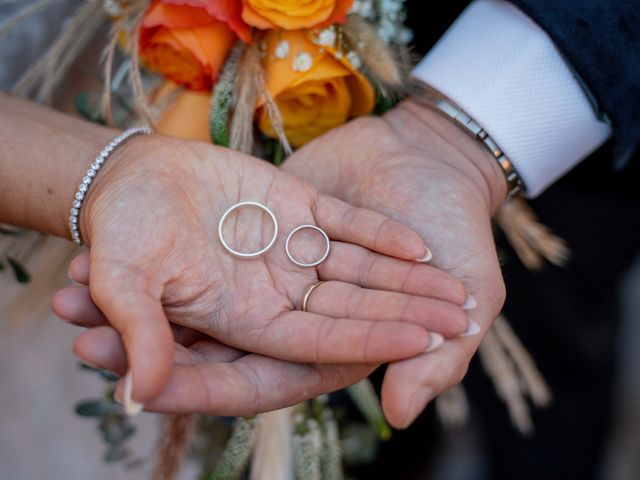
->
[151, 414, 196, 480]
[229, 42, 261, 154]
[0, 0, 60, 40]
[496, 198, 571, 271]
[13, 0, 105, 103]
[343, 14, 409, 98]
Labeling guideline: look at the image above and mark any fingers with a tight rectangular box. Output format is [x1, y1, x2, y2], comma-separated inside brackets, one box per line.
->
[318, 242, 468, 305]
[381, 341, 474, 429]
[52, 285, 108, 327]
[304, 281, 468, 337]
[141, 357, 375, 416]
[89, 266, 175, 405]
[75, 327, 373, 417]
[53, 281, 208, 347]
[226, 311, 438, 364]
[314, 195, 429, 261]
[74, 326, 129, 375]
[380, 276, 502, 429]
[68, 252, 90, 284]
[73, 326, 243, 375]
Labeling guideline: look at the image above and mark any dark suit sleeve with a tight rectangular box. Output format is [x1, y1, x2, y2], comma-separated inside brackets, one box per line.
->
[406, 0, 640, 165]
[504, 0, 640, 165]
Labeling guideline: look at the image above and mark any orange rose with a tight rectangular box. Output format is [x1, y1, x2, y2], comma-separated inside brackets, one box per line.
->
[140, 0, 251, 91]
[242, 0, 354, 30]
[257, 29, 375, 147]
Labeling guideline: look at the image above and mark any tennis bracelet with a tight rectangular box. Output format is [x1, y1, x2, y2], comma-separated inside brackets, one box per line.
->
[68, 127, 152, 245]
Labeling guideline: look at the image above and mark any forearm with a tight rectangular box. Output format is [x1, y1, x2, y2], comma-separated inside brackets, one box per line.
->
[0, 93, 118, 238]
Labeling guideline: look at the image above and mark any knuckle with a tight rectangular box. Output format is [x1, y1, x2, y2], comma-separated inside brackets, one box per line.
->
[344, 286, 365, 319]
[339, 205, 360, 238]
[357, 250, 377, 284]
[452, 280, 468, 305]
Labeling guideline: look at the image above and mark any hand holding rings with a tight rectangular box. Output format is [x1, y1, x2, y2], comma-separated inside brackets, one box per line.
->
[218, 202, 330, 268]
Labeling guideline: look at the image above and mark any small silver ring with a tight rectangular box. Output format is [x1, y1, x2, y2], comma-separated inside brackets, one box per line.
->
[218, 201, 278, 258]
[285, 224, 331, 268]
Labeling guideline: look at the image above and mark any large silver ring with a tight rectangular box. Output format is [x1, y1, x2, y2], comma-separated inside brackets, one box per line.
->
[218, 201, 278, 258]
[285, 224, 331, 268]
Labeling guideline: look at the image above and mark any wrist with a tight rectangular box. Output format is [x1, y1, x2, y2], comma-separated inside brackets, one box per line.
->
[389, 97, 508, 214]
[78, 132, 161, 246]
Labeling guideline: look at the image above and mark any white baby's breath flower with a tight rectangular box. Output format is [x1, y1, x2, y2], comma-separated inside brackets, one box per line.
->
[317, 27, 337, 47]
[346, 50, 362, 69]
[274, 40, 290, 59]
[293, 52, 313, 72]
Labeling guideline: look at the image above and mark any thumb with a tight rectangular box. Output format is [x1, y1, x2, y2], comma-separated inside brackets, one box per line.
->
[90, 270, 174, 411]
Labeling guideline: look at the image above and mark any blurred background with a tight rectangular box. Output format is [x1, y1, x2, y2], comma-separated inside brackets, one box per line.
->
[2, 1, 639, 479]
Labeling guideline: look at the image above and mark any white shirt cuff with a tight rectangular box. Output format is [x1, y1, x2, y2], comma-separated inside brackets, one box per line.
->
[412, 0, 612, 197]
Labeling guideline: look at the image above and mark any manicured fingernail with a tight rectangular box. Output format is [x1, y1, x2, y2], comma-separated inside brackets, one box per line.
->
[121, 370, 144, 417]
[403, 386, 434, 428]
[415, 247, 433, 263]
[425, 332, 444, 352]
[462, 294, 477, 310]
[459, 319, 481, 337]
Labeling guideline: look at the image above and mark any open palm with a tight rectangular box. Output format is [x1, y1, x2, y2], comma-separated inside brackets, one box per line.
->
[66, 133, 470, 405]
[282, 100, 508, 427]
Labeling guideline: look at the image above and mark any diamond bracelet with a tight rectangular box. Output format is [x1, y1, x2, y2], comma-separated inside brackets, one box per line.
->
[69, 127, 152, 245]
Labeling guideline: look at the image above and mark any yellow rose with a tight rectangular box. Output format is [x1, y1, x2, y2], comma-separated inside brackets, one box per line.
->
[258, 29, 375, 147]
[242, 0, 354, 30]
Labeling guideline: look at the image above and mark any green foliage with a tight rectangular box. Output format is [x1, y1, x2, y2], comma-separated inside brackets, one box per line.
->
[207, 417, 257, 480]
[320, 409, 343, 480]
[373, 88, 398, 115]
[75, 92, 106, 125]
[80, 363, 120, 382]
[74, 363, 142, 470]
[5, 256, 30, 283]
[293, 415, 322, 480]
[209, 77, 234, 147]
[209, 45, 243, 147]
[346, 379, 392, 441]
[75, 399, 111, 417]
[340, 424, 379, 466]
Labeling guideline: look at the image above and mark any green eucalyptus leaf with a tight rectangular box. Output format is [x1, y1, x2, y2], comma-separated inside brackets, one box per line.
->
[79, 363, 120, 382]
[6, 257, 30, 283]
[104, 446, 130, 463]
[104, 422, 136, 445]
[75, 399, 110, 417]
[75, 92, 106, 124]
[99, 370, 120, 382]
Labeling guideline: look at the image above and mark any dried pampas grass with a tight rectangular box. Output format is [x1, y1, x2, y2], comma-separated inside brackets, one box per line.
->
[100, 19, 123, 126]
[496, 197, 571, 270]
[126, 10, 156, 127]
[435, 384, 470, 428]
[250, 408, 294, 480]
[151, 414, 196, 480]
[0, 0, 60, 40]
[13, 0, 105, 103]
[343, 15, 409, 99]
[229, 42, 260, 153]
[479, 316, 552, 435]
